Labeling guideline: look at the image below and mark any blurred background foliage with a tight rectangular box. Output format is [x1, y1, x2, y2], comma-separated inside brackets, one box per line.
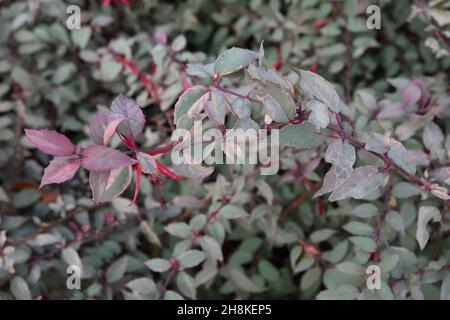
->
[0, 0, 449, 300]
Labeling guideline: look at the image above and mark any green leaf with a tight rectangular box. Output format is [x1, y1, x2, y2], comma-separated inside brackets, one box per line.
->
[258, 260, 280, 282]
[392, 182, 421, 198]
[61, 247, 83, 271]
[423, 122, 445, 160]
[52, 63, 76, 84]
[100, 56, 122, 81]
[310, 228, 336, 242]
[214, 47, 259, 76]
[256, 179, 274, 205]
[386, 211, 405, 232]
[323, 241, 348, 263]
[28, 233, 58, 246]
[231, 98, 252, 118]
[279, 123, 324, 148]
[377, 281, 394, 300]
[186, 63, 214, 78]
[441, 272, 450, 300]
[106, 256, 128, 283]
[126, 278, 156, 295]
[343, 222, 374, 236]
[226, 267, 265, 293]
[178, 250, 206, 268]
[207, 88, 228, 125]
[71, 27, 92, 49]
[352, 203, 378, 218]
[349, 236, 377, 253]
[12, 188, 41, 209]
[10, 276, 31, 300]
[171, 35, 187, 52]
[145, 258, 171, 273]
[219, 204, 248, 219]
[294, 256, 315, 273]
[174, 85, 208, 124]
[290, 246, 303, 269]
[164, 290, 184, 300]
[416, 206, 441, 250]
[317, 285, 358, 300]
[300, 267, 322, 291]
[199, 235, 223, 261]
[137, 152, 157, 174]
[336, 261, 365, 275]
[379, 252, 399, 273]
[176, 272, 196, 299]
[253, 81, 296, 122]
[298, 70, 341, 113]
[306, 99, 330, 130]
[164, 222, 192, 239]
[190, 214, 207, 230]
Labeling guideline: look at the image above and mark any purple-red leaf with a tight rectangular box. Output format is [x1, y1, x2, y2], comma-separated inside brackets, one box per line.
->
[25, 129, 75, 156]
[110, 94, 145, 140]
[81, 145, 137, 171]
[89, 111, 125, 145]
[40, 156, 81, 188]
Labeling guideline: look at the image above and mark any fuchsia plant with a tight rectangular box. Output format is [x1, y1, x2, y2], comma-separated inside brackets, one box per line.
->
[25, 94, 182, 204]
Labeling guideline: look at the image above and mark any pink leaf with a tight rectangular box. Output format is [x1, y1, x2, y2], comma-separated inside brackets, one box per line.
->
[25, 129, 75, 156]
[402, 81, 422, 107]
[89, 112, 125, 145]
[153, 31, 168, 45]
[81, 145, 137, 171]
[111, 94, 146, 140]
[40, 156, 81, 188]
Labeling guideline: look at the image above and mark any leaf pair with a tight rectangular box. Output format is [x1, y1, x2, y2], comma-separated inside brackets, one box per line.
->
[25, 129, 137, 189]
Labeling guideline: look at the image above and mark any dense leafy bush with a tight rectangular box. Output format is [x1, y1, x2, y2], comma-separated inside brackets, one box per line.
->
[0, 0, 449, 300]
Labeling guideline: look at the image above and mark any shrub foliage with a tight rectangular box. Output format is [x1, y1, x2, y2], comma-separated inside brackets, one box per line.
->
[0, 0, 449, 300]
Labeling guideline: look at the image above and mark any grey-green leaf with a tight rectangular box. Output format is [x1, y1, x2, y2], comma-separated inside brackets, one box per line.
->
[416, 206, 441, 250]
[10, 276, 31, 300]
[298, 70, 341, 113]
[279, 123, 324, 148]
[214, 47, 259, 76]
[106, 256, 128, 283]
[177, 272, 196, 299]
[145, 258, 171, 273]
